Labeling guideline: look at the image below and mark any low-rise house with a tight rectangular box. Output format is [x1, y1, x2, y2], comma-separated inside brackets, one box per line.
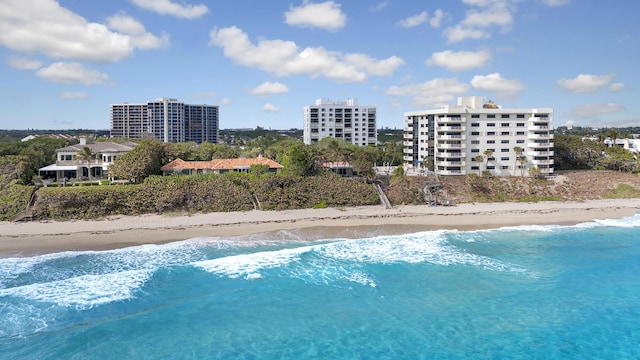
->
[160, 156, 283, 175]
[39, 137, 137, 182]
[322, 161, 354, 177]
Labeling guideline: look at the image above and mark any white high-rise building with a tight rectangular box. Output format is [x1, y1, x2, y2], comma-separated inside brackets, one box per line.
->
[303, 98, 377, 146]
[403, 96, 554, 176]
[110, 98, 219, 144]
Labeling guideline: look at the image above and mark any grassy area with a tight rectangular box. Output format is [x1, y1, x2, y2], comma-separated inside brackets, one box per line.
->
[606, 183, 640, 198]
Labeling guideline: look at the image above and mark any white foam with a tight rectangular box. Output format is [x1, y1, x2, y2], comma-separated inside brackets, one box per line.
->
[0, 269, 151, 309]
[194, 247, 307, 279]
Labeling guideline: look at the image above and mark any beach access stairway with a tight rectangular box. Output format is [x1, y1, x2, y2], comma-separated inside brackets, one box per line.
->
[374, 181, 392, 209]
[420, 171, 445, 206]
[10, 190, 37, 222]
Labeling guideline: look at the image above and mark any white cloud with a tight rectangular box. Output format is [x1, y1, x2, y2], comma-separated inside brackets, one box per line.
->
[543, 0, 571, 7]
[59, 92, 89, 99]
[7, 56, 42, 70]
[470, 73, 524, 97]
[106, 14, 169, 49]
[444, 0, 515, 43]
[386, 78, 470, 107]
[609, 82, 625, 93]
[285, 1, 346, 31]
[370, 1, 388, 12]
[444, 26, 489, 43]
[557, 73, 615, 93]
[430, 9, 445, 28]
[398, 11, 428, 28]
[131, 0, 209, 19]
[250, 82, 290, 95]
[0, 0, 166, 62]
[220, 98, 232, 105]
[36, 62, 110, 85]
[572, 103, 624, 118]
[263, 103, 281, 112]
[209, 26, 404, 83]
[427, 50, 490, 71]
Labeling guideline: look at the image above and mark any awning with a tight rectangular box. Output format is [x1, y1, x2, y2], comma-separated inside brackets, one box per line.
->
[39, 164, 78, 171]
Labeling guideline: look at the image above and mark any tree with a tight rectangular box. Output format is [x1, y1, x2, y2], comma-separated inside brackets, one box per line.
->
[109, 140, 165, 183]
[483, 149, 494, 175]
[76, 146, 95, 181]
[473, 155, 484, 176]
[512, 146, 524, 176]
[517, 155, 528, 176]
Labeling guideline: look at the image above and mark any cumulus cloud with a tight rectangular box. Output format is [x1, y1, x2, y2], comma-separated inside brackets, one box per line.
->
[285, 1, 346, 31]
[59, 92, 89, 99]
[220, 98, 232, 105]
[386, 78, 470, 107]
[36, 62, 110, 85]
[470, 73, 524, 97]
[426, 50, 490, 71]
[430, 9, 445, 28]
[370, 1, 389, 12]
[131, 0, 209, 19]
[609, 82, 625, 92]
[209, 26, 404, 83]
[557, 73, 615, 93]
[7, 56, 42, 70]
[398, 11, 428, 28]
[0, 0, 166, 62]
[250, 82, 290, 95]
[445, 0, 515, 43]
[263, 103, 281, 112]
[571, 103, 625, 118]
[106, 14, 169, 49]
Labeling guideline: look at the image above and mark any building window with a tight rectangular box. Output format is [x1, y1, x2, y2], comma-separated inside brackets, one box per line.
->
[487, 165, 495, 169]
[501, 123, 510, 127]
[487, 131, 496, 136]
[516, 140, 525, 144]
[471, 114, 480, 118]
[487, 114, 496, 118]
[487, 140, 496, 144]
[487, 123, 495, 127]
[516, 131, 525, 135]
[471, 140, 480, 144]
[471, 149, 480, 153]
[471, 122, 480, 127]
[501, 132, 510, 136]
[501, 140, 510, 144]
[501, 166, 509, 170]
[517, 114, 525, 118]
[501, 148, 509, 152]
[501, 157, 509, 161]
[472, 131, 480, 135]
[501, 114, 510, 118]
[517, 123, 525, 127]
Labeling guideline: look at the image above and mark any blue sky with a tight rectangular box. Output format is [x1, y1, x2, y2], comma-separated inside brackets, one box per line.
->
[0, 0, 638, 130]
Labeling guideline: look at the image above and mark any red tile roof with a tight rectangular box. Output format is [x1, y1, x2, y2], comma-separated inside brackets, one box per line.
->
[161, 157, 283, 171]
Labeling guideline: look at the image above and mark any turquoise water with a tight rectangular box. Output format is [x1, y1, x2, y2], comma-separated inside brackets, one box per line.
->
[1, 215, 640, 359]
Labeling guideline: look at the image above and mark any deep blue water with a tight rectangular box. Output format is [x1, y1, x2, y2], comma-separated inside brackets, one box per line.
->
[1, 214, 640, 359]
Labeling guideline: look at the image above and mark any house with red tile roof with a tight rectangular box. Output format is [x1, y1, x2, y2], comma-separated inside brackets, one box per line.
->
[160, 156, 283, 175]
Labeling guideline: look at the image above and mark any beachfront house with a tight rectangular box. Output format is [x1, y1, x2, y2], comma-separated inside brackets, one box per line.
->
[38, 137, 137, 182]
[160, 156, 283, 175]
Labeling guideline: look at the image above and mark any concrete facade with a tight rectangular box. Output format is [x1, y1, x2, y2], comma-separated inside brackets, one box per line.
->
[303, 98, 377, 146]
[403, 96, 554, 177]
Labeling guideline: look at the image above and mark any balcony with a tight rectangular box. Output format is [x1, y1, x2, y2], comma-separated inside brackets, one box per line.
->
[527, 150, 554, 156]
[403, 148, 414, 154]
[436, 125, 466, 132]
[437, 160, 466, 167]
[403, 133, 414, 139]
[528, 124, 550, 130]
[403, 155, 414, 162]
[528, 133, 554, 140]
[437, 151, 466, 158]
[437, 169, 466, 176]
[437, 143, 464, 149]
[436, 134, 465, 140]
[530, 159, 552, 165]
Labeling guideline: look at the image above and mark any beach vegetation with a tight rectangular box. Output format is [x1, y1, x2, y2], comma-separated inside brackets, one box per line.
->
[0, 182, 34, 221]
[606, 183, 640, 199]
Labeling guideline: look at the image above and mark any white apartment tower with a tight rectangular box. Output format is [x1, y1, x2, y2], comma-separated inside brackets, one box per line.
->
[110, 98, 219, 144]
[403, 96, 554, 176]
[303, 98, 377, 146]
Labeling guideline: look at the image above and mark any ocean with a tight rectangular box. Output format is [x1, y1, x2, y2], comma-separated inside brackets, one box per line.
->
[1, 214, 640, 359]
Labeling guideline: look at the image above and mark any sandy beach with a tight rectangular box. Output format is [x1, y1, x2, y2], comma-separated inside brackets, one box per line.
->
[1, 198, 639, 257]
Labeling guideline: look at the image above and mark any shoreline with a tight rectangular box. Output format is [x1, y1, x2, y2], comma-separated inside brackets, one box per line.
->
[1, 198, 639, 257]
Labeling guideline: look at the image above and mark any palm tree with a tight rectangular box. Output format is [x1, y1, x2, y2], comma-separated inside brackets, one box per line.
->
[517, 155, 527, 176]
[483, 149, 494, 175]
[76, 146, 95, 181]
[512, 146, 523, 176]
[473, 155, 484, 175]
